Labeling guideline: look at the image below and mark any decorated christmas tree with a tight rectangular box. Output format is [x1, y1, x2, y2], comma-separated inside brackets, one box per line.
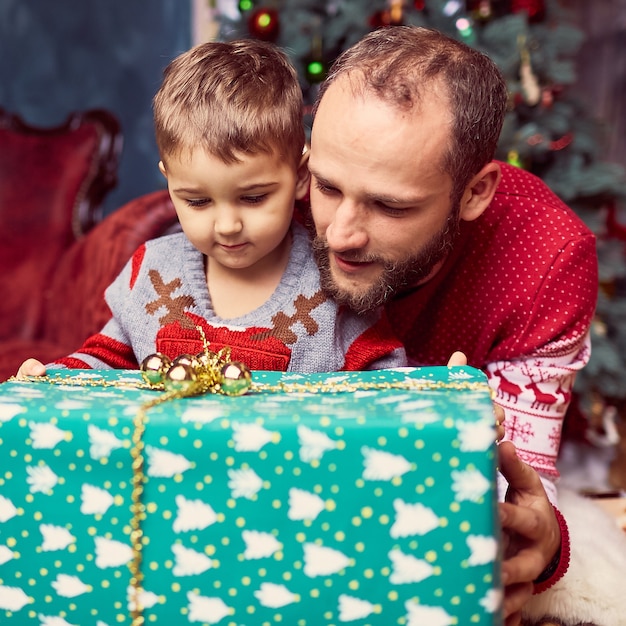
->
[219, 0, 626, 424]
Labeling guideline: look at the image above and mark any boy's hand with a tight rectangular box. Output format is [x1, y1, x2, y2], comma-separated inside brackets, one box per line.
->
[16, 359, 46, 379]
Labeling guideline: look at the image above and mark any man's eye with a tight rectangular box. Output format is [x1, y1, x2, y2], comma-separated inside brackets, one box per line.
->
[186, 198, 210, 208]
[378, 202, 407, 216]
[315, 181, 338, 195]
[242, 194, 267, 204]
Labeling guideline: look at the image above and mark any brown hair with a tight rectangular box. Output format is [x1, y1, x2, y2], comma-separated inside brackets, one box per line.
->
[314, 26, 507, 202]
[154, 39, 304, 167]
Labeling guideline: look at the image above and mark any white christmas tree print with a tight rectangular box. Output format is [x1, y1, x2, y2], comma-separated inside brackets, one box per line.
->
[51, 574, 89, 598]
[40, 524, 76, 551]
[173, 495, 218, 533]
[361, 446, 412, 481]
[338, 594, 376, 621]
[181, 404, 224, 424]
[0, 402, 26, 422]
[80, 484, 115, 515]
[480, 587, 503, 613]
[187, 591, 232, 624]
[397, 399, 438, 424]
[94, 536, 132, 568]
[0, 585, 29, 611]
[146, 445, 191, 478]
[242, 530, 282, 559]
[467, 534, 498, 566]
[303, 543, 351, 577]
[172, 543, 213, 576]
[88, 424, 124, 459]
[288, 488, 325, 521]
[0, 545, 13, 565]
[37, 615, 77, 626]
[232, 421, 274, 452]
[28, 421, 67, 449]
[390, 499, 439, 538]
[253, 582, 298, 608]
[227, 467, 263, 499]
[297, 424, 338, 462]
[127, 586, 159, 611]
[0, 495, 17, 522]
[26, 464, 58, 494]
[388, 548, 434, 584]
[456, 419, 495, 452]
[405, 600, 454, 626]
[451, 468, 490, 502]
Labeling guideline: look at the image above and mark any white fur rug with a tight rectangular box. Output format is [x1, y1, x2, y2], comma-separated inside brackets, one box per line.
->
[522, 488, 626, 626]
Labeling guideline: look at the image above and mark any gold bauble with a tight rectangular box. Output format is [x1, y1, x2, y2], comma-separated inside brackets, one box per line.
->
[165, 363, 199, 394]
[171, 353, 202, 370]
[219, 361, 252, 396]
[140, 353, 172, 387]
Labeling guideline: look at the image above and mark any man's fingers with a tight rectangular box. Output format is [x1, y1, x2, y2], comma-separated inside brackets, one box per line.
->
[447, 351, 467, 366]
[497, 441, 542, 495]
[502, 580, 532, 624]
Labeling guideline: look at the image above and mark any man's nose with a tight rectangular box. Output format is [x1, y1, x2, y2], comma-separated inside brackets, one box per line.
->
[325, 200, 368, 251]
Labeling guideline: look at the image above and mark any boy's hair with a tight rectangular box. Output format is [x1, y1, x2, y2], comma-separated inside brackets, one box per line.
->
[314, 26, 508, 203]
[154, 39, 304, 167]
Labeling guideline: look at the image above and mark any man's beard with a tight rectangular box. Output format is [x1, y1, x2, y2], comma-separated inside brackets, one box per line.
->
[311, 209, 460, 315]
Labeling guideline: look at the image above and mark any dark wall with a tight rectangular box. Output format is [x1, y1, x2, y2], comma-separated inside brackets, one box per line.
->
[0, 0, 191, 215]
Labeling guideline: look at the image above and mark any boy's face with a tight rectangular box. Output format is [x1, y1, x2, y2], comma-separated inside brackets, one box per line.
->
[161, 148, 309, 273]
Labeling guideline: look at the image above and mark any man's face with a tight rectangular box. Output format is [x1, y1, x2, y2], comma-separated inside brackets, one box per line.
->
[308, 78, 459, 313]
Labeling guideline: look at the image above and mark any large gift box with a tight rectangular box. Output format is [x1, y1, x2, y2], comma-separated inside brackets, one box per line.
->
[0, 367, 502, 625]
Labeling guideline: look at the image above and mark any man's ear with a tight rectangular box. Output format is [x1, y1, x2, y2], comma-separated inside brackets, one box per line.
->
[294, 148, 311, 200]
[459, 161, 501, 222]
[158, 160, 168, 179]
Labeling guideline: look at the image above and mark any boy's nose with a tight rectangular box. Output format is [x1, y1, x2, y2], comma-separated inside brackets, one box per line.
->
[214, 208, 243, 236]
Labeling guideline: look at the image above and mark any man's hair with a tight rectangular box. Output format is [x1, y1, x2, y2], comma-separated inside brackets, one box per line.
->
[314, 26, 508, 202]
[154, 39, 305, 167]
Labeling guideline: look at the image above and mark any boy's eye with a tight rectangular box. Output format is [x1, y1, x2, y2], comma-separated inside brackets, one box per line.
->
[186, 198, 210, 208]
[241, 194, 267, 204]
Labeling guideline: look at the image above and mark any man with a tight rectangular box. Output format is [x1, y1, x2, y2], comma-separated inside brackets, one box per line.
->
[307, 26, 598, 625]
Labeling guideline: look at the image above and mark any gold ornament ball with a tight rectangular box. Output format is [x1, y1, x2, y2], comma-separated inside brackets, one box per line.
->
[196, 350, 220, 369]
[172, 353, 202, 370]
[219, 361, 252, 396]
[165, 363, 199, 393]
[140, 353, 172, 386]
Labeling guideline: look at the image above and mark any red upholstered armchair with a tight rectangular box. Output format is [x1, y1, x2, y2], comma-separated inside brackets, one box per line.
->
[0, 107, 179, 380]
[0, 189, 178, 381]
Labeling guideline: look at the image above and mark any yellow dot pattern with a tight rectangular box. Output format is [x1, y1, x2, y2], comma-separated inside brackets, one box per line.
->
[0, 367, 501, 624]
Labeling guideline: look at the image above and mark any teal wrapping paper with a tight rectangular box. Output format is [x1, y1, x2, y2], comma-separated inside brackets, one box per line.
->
[0, 366, 502, 625]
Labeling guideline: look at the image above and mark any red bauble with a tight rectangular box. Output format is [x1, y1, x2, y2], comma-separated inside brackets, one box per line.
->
[369, 9, 403, 28]
[248, 7, 280, 41]
[510, 0, 546, 23]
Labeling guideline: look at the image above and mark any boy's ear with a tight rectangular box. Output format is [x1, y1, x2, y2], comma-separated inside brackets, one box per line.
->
[459, 161, 501, 222]
[294, 148, 311, 200]
[158, 160, 167, 179]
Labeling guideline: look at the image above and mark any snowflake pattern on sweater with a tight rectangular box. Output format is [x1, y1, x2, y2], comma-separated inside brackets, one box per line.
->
[55, 222, 406, 373]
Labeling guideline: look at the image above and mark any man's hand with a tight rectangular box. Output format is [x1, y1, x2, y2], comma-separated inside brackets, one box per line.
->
[498, 441, 561, 625]
[15, 359, 46, 379]
[447, 352, 505, 440]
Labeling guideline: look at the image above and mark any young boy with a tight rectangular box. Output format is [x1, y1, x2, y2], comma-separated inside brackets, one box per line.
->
[17, 39, 405, 376]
